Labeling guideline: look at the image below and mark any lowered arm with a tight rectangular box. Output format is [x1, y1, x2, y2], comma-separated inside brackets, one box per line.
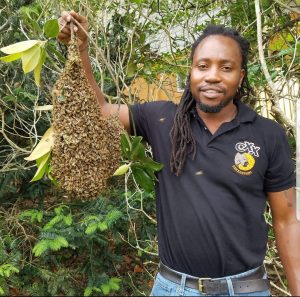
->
[267, 187, 300, 295]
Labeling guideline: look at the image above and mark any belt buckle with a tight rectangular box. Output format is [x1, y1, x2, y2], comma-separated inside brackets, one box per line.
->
[198, 278, 211, 294]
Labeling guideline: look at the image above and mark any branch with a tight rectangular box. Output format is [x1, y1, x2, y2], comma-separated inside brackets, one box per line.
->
[262, 16, 300, 44]
[273, 0, 300, 15]
[70, 18, 121, 100]
[254, 0, 295, 135]
[0, 108, 30, 153]
[0, 19, 9, 33]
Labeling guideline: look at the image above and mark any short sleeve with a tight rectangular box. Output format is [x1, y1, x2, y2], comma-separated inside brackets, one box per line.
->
[129, 103, 152, 143]
[129, 101, 177, 145]
[263, 126, 295, 192]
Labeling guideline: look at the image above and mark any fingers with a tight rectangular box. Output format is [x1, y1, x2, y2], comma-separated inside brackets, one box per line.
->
[61, 11, 72, 23]
[60, 10, 87, 27]
[58, 30, 70, 42]
[59, 11, 88, 33]
[57, 11, 89, 46]
[69, 10, 87, 24]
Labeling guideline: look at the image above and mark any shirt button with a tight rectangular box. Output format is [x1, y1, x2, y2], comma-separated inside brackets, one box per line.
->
[204, 127, 207, 130]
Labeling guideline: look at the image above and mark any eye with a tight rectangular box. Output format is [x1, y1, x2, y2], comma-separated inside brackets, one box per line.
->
[222, 66, 232, 71]
[197, 64, 208, 70]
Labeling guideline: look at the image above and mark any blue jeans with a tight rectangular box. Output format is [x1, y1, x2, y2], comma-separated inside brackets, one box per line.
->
[150, 264, 271, 296]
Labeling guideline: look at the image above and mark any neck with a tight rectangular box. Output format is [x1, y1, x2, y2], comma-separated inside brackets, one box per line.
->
[196, 101, 237, 123]
[196, 101, 238, 135]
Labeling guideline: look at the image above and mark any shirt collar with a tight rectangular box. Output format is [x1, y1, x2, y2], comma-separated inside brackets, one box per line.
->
[235, 100, 257, 123]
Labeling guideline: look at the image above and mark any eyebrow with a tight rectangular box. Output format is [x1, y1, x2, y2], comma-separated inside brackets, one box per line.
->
[195, 58, 237, 64]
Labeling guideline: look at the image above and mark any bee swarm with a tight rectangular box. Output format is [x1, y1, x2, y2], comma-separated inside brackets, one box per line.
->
[51, 39, 123, 200]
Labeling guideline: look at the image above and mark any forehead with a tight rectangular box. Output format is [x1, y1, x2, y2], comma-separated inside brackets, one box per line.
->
[193, 35, 242, 64]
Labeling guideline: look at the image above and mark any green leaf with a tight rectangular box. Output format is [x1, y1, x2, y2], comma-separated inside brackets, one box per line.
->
[48, 174, 59, 186]
[21, 45, 41, 73]
[270, 70, 279, 80]
[19, 209, 43, 223]
[140, 157, 164, 171]
[0, 264, 19, 278]
[109, 278, 121, 291]
[110, 282, 120, 291]
[130, 137, 146, 160]
[132, 166, 154, 192]
[105, 210, 122, 226]
[0, 52, 22, 62]
[63, 214, 72, 226]
[144, 167, 157, 181]
[143, 64, 152, 75]
[54, 236, 69, 248]
[10, 267, 19, 274]
[47, 44, 66, 63]
[33, 239, 49, 256]
[130, 0, 142, 4]
[0, 286, 4, 295]
[48, 236, 68, 251]
[19, 209, 36, 218]
[44, 19, 59, 38]
[120, 133, 131, 158]
[275, 47, 294, 57]
[85, 215, 98, 223]
[84, 287, 93, 297]
[34, 47, 46, 86]
[139, 32, 146, 44]
[25, 127, 54, 161]
[110, 277, 121, 284]
[54, 205, 69, 215]
[36, 212, 43, 223]
[126, 62, 137, 77]
[43, 215, 62, 230]
[0, 40, 39, 54]
[19, 90, 36, 100]
[100, 284, 110, 295]
[85, 223, 98, 235]
[48, 239, 61, 251]
[30, 152, 50, 182]
[30, 20, 43, 34]
[268, 32, 294, 52]
[113, 164, 130, 176]
[131, 136, 143, 151]
[98, 221, 108, 231]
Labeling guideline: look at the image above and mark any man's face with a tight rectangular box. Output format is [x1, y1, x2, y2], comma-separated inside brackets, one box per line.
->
[190, 35, 245, 113]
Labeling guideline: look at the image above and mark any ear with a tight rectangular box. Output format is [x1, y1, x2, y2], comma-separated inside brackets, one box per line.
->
[239, 69, 245, 86]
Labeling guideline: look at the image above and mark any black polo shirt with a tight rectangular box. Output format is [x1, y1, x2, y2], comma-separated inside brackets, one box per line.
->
[129, 100, 295, 278]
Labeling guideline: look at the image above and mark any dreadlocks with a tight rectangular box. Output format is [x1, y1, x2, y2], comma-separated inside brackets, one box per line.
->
[170, 24, 252, 176]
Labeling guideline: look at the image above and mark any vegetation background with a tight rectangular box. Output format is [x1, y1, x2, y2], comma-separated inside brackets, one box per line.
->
[0, 0, 299, 296]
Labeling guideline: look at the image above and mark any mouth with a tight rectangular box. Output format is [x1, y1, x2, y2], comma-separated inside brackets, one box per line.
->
[200, 89, 224, 100]
[198, 86, 224, 92]
[197, 86, 225, 99]
[202, 90, 221, 94]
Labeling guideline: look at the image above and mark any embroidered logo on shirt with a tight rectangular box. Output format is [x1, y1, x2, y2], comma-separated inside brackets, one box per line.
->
[232, 141, 260, 176]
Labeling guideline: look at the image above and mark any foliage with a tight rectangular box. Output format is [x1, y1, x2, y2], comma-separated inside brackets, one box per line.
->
[0, 0, 298, 296]
[114, 133, 163, 192]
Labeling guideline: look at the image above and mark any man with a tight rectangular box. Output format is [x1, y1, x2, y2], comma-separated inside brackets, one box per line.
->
[58, 11, 299, 296]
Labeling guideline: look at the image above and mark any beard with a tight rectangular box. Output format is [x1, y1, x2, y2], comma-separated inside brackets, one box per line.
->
[195, 96, 233, 113]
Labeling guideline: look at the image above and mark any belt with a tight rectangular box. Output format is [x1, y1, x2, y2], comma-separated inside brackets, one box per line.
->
[159, 262, 270, 294]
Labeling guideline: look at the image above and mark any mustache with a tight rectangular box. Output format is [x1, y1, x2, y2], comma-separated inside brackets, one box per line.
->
[197, 85, 225, 92]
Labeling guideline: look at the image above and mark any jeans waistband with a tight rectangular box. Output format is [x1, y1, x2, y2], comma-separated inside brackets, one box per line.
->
[160, 261, 266, 280]
[159, 261, 269, 295]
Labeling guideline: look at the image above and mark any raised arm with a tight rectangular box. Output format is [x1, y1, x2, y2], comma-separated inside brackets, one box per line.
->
[267, 187, 300, 295]
[58, 11, 130, 132]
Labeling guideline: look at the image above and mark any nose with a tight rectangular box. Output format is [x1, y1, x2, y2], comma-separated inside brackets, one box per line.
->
[204, 66, 221, 83]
